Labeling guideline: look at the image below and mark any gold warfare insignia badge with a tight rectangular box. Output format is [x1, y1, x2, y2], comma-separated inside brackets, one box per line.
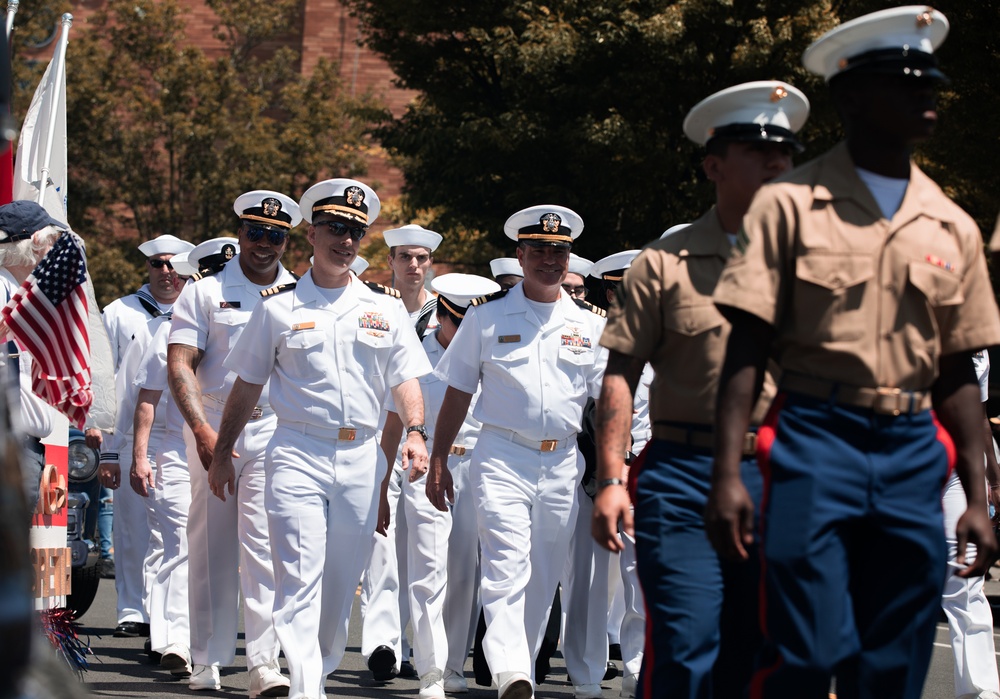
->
[541, 213, 562, 233]
[346, 186, 365, 207]
[262, 197, 281, 217]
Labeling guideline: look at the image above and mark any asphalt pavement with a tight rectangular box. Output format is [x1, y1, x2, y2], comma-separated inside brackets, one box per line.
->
[40, 568, 1000, 698]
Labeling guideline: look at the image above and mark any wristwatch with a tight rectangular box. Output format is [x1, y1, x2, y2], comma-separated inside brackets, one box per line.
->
[406, 424, 429, 441]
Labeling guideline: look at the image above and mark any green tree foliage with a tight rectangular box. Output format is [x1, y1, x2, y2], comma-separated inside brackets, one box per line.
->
[11, 0, 383, 306]
[346, 0, 1000, 262]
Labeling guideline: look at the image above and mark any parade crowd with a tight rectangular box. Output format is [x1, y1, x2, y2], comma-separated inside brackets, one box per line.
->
[4, 6, 1000, 699]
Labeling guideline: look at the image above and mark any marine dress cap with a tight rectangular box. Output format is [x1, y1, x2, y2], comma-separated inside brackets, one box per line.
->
[504, 205, 584, 248]
[590, 250, 641, 281]
[233, 190, 302, 229]
[659, 223, 692, 240]
[383, 224, 443, 252]
[683, 80, 809, 151]
[568, 254, 594, 277]
[190, 237, 240, 270]
[489, 257, 523, 279]
[298, 178, 380, 226]
[803, 6, 949, 82]
[0, 201, 68, 243]
[169, 251, 199, 277]
[431, 273, 501, 318]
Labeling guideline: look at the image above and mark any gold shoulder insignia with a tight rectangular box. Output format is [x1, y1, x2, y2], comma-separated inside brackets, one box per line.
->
[364, 281, 402, 298]
[260, 282, 297, 298]
[574, 298, 607, 317]
[470, 289, 509, 307]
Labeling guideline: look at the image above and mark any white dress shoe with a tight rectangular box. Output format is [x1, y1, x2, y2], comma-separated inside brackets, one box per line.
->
[497, 672, 533, 699]
[575, 683, 604, 699]
[419, 667, 446, 699]
[443, 669, 468, 694]
[159, 643, 192, 677]
[189, 663, 221, 691]
[249, 661, 290, 698]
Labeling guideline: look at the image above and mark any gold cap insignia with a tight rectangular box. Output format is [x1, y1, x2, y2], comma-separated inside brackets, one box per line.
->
[916, 9, 934, 27]
[345, 186, 365, 207]
[262, 197, 281, 217]
[770, 86, 788, 102]
[541, 213, 562, 233]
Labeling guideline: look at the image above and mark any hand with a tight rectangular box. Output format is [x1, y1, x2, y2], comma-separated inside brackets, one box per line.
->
[401, 432, 428, 479]
[704, 474, 755, 561]
[426, 455, 454, 513]
[592, 484, 632, 552]
[192, 424, 219, 471]
[208, 456, 237, 503]
[954, 505, 999, 578]
[85, 428, 102, 450]
[130, 456, 155, 497]
[375, 481, 391, 536]
[98, 462, 121, 490]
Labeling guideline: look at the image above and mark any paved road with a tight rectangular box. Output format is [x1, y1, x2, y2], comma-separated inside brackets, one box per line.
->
[61, 570, 1000, 698]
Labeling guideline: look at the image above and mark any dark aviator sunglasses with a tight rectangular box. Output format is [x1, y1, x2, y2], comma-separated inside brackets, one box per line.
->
[148, 259, 174, 270]
[313, 220, 367, 242]
[244, 225, 288, 246]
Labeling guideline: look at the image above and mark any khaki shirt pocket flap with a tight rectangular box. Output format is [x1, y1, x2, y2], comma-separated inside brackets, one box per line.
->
[796, 253, 875, 291]
[908, 261, 963, 306]
[664, 303, 725, 338]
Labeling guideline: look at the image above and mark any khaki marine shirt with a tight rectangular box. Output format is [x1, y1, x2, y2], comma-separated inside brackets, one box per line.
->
[600, 207, 774, 426]
[714, 142, 1000, 391]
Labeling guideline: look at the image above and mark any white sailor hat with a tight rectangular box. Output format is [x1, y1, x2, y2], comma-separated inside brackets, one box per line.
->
[659, 223, 692, 240]
[190, 237, 239, 271]
[298, 178, 380, 226]
[504, 205, 583, 248]
[803, 6, 949, 83]
[489, 257, 522, 279]
[590, 250, 641, 281]
[350, 256, 370, 276]
[233, 190, 301, 230]
[137, 234, 195, 258]
[568, 253, 594, 277]
[383, 224, 443, 252]
[169, 251, 198, 277]
[683, 81, 809, 151]
[431, 273, 501, 320]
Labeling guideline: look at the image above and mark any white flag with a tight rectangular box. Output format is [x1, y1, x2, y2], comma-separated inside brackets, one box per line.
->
[12, 29, 67, 220]
[12, 21, 117, 432]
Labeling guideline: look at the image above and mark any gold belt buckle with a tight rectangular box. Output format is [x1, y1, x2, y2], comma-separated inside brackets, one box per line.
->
[875, 387, 903, 416]
[338, 427, 357, 441]
[742, 432, 757, 455]
[540, 439, 559, 452]
[250, 406, 263, 420]
[450, 445, 466, 456]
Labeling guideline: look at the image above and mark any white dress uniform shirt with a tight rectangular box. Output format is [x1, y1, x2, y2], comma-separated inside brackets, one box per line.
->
[224, 270, 430, 699]
[437, 283, 606, 442]
[102, 284, 173, 371]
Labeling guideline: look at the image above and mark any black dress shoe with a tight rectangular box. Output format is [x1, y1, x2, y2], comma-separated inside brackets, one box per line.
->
[399, 660, 417, 678]
[368, 645, 397, 682]
[604, 660, 619, 681]
[114, 621, 150, 638]
[98, 558, 116, 579]
[144, 638, 161, 663]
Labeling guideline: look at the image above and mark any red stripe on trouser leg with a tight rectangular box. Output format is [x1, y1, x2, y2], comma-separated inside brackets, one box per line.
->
[750, 393, 785, 699]
[931, 410, 957, 480]
[627, 442, 650, 507]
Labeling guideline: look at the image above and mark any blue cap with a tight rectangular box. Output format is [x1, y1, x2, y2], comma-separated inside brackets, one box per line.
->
[0, 201, 68, 243]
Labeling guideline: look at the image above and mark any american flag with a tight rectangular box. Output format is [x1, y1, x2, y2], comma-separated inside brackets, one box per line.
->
[2, 231, 92, 428]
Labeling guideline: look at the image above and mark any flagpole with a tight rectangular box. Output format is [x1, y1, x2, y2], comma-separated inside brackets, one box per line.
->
[5, 1, 18, 42]
[36, 13, 70, 208]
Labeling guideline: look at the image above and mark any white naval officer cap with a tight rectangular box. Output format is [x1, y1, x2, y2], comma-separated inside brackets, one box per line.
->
[233, 190, 302, 229]
[137, 234, 195, 258]
[568, 253, 594, 277]
[383, 224, 443, 252]
[489, 257, 522, 279]
[590, 250, 641, 281]
[504, 205, 584, 248]
[659, 223, 692, 240]
[682, 81, 809, 152]
[298, 178, 380, 226]
[431, 273, 501, 321]
[803, 6, 949, 83]
[169, 251, 198, 278]
[190, 236, 239, 272]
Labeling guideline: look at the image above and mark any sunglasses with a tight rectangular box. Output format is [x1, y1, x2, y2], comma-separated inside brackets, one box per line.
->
[148, 259, 174, 270]
[244, 225, 288, 246]
[313, 220, 367, 241]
